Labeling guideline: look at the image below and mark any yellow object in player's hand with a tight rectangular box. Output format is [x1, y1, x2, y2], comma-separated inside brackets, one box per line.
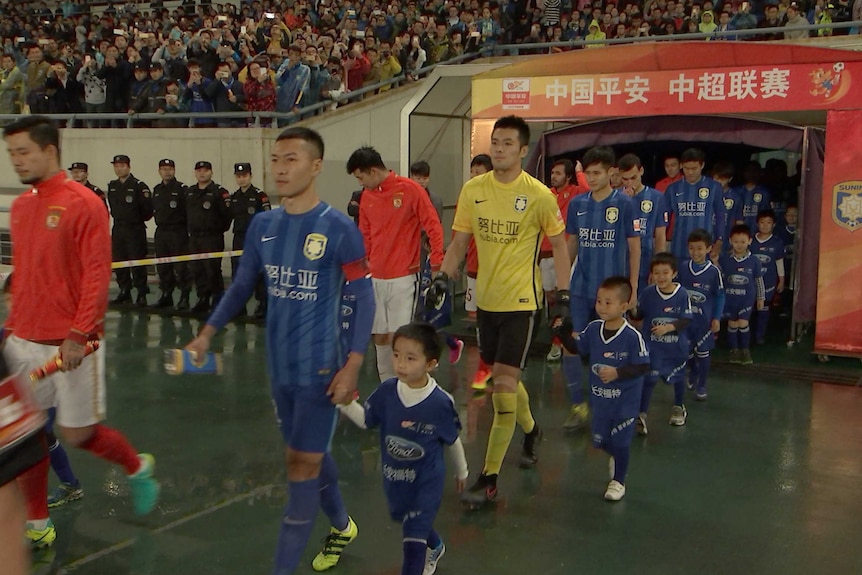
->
[163, 349, 223, 375]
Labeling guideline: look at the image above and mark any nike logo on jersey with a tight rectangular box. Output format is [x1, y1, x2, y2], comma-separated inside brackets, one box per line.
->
[577, 211, 588, 216]
[474, 199, 488, 204]
[262, 236, 277, 242]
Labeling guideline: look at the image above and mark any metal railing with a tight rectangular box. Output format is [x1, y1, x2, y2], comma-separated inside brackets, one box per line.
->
[0, 20, 859, 128]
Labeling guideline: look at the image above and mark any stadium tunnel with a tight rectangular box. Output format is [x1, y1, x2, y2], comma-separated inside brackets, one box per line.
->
[403, 41, 862, 358]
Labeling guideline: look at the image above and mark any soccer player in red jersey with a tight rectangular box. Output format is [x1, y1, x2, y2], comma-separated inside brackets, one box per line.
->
[347, 146, 444, 382]
[3, 116, 159, 549]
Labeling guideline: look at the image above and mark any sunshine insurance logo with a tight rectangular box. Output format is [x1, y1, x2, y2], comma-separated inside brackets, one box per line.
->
[502, 78, 531, 110]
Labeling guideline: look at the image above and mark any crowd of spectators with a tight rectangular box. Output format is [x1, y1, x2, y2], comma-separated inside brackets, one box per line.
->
[0, 0, 857, 125]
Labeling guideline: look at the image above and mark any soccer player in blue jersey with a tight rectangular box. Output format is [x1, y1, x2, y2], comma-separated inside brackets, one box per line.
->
[677, 229, 724, 401]
[752, 210, 785, 345]
[711, 161, 743, 246]
[562, 146, 641, 432]
[185, 127, 375, 575]
[776, 205, 797, 315]
[362, 323, 468, 575]
[665, 148, 726, 263]
[618, 153, 668, 294]
[558, 276, 649, 501]
[635, 253, 693, 430]
[733, 161, 771, 234]
[720, 225, 766, 366]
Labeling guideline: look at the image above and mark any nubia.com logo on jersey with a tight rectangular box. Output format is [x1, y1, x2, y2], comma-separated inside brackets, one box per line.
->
[476, 217, 520, 245]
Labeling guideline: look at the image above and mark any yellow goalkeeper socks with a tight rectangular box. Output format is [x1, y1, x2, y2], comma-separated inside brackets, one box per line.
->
[516, 381, 535, 435]
[483, 392, 517, 475]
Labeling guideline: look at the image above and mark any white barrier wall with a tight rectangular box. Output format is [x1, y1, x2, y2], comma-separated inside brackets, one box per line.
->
[0, 87, 417, 239]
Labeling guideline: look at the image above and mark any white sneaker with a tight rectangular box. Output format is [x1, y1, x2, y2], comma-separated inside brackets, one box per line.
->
[669, 405, 687, 426]
[546, 343, 562, 362]
[423, 541, 446, 575]
[636, 413, 648, 436]
[608, 456, 615, 480]
[604, 480, 626, 501]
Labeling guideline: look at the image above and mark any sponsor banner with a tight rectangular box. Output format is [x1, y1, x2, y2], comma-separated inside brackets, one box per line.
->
[474, 62, 859, 119]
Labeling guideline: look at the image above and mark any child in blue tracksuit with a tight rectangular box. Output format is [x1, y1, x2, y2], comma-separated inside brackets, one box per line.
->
[720, 224, 766, 365]
[677, 229, 725, 401]
[351, 323, 468, 575]
[558, 276, 649, 502]
[751, 209, 785, 345]
[635, 253, 693, 432]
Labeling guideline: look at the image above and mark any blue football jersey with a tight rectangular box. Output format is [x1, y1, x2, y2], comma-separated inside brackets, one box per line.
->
[752, 233, 784, 292]
[722, 188, 744, 243]
[567, 190, 638, 298]
[577, 320, 650, 419]
[211, 202, 370, 387]
[677, 259, 724, 325]
[365, 378, 461, 496]
[776, 224, 796, 267]
[666, 176, 727, 261]
[734, 185, 771, 234]
[719, 252, 765, 306]
[633, 186, 669, 282]
[637, 284, 694, 361]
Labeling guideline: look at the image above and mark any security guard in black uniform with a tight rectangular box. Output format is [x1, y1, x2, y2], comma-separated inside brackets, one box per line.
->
[230, 162, 271, 318]
[152, 158, 193, 310]
[107, 154, 153, 306]
[68, 162, 108, 209]
[187, 160, 232, 314]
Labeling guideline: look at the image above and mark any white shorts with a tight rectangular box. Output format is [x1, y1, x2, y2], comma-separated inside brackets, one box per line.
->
[539, 258, 556, 292]
[465, 276, 477, 313]
[3, 335, 106, 428]
[372, 275, 418, 334]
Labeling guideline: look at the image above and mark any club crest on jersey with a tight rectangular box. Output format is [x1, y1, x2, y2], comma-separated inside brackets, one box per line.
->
[724, 198, 735, 210]
[698, 187, 710, 199]
[514, 195, 528, 213]
[605, 207, 619, 223]
[169, 200, 177, 208]
[45, 207, 64, 229]
[125, 195, 134, 203]
[393, 194, 403, 209]
[303, 233, 328, 260]
[833, 180, 862, 231]
[203, 200, 211, 209]
[753, 193, 762, 203]
[641, 200, 653, 213]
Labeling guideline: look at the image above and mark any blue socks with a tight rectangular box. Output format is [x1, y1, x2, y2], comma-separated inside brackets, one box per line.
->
[563, 355, 584, 404]
[609, 445, 630, 484]
[756, 309, 770, 342]
[318, 454, 348, 532]
[695, 353, 711, 391]
[402, 541, 427, 575]
[427, 529, 441, 550]
[727, 326, 739, 349]
[640, 375, 657, 414]
[739, 325, 751, 349]
[48, 436, 79, 486]
[274, 479, 320, 575]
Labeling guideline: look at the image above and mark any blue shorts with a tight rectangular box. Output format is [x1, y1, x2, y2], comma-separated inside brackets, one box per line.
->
[570, 294, 596, 334]
[725, 298, 754, 321]
[689, 323, 715, 353]
[592, 415, 636, 450]
[270, 383, 338, 453]
[649, 357, 687, 385]
[385, 477, 443, 540]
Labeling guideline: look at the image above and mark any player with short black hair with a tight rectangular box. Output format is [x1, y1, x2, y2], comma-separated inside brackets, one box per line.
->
[363, 321, 468, 574]
[557, 276, 649, 501]
[665, 148, 726, 262]
[561, 146, 641, 432]
[677, 229, 724, 402]
[636, 253, 693, 430]
[187, 126, 374, 574]
[752, 209, 784, 345]
[720, 224, 766, 365]
[428, 115, 569, 508]
[3, 115, 159, 549]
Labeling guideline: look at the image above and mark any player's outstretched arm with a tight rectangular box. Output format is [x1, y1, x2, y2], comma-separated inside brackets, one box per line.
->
[439, 231, 471, 279]
[447, 437, 469, 493]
